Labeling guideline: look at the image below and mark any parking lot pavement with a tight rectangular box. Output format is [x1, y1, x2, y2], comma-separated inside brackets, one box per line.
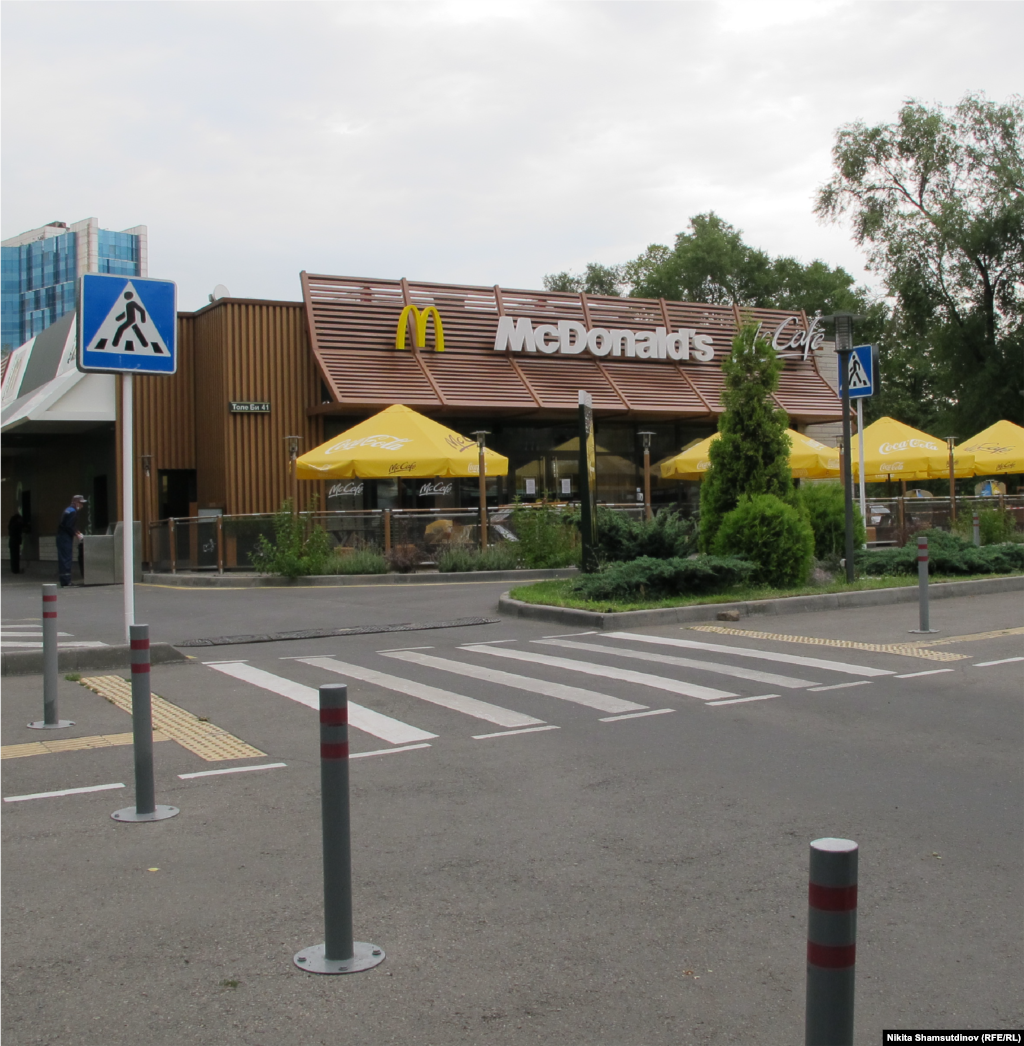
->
[2, 587, 1021, 1045]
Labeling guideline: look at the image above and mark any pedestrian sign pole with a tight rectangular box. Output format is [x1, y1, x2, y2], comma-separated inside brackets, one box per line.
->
[841, 344, 875, 545]
[78, 274, 177, 641]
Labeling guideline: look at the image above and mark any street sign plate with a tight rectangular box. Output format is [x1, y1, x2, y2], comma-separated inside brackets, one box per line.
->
[840, 344, 873, 399]
[77, 274, 177, 375]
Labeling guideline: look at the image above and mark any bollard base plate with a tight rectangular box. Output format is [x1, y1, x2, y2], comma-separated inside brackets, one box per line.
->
[293, 941, 385, 975]
[27, 719, 75, 729]
[908, 628, 940, 634]
[112, 805, 179, 822]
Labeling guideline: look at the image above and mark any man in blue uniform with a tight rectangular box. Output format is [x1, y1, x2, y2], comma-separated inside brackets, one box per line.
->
[56, 495, 86, 587]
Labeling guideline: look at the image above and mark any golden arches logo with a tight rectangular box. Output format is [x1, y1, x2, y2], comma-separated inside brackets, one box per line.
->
[396, 305, 445, 352]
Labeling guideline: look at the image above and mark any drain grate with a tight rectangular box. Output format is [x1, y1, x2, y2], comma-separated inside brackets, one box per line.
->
[178, 616, 501, 648]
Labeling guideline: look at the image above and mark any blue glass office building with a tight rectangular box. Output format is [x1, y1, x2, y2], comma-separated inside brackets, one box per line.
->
[2, 218, 147, 355]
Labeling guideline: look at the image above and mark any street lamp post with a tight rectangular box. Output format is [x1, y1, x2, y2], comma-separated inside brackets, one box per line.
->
[638, 431, 655, 522]
[945, 436, 958, 522]
[140, 454, 152, 569]
[285, 435, 302, 515]
[471, 430, 490, 552]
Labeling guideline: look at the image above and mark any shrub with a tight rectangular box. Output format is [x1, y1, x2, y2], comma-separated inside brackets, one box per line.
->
[712, 493, 815, 588]
[574, 506, 697, 563]
[385, 544, 423, 573]
[509, 500, 580, 568]
[570, 554, 754, 602]
[250, 500, 334, 578]
[437, 544, 522, 572]
[320, 549, 388, 575]
[856, 529, 1024, 576]
[798, 482, 866, 558]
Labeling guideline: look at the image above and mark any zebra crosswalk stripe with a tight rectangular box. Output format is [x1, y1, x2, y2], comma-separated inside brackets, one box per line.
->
[460, 645, 736, 701]
[298, 656, 545, 729]
[535, 639, 816, 689]
[383, 649, 647, 714]
[603, 632, 894, 677]
[206, 661, 436, 744]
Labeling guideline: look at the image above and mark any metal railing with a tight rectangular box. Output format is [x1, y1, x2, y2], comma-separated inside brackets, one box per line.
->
[144, 497, 1023, 573]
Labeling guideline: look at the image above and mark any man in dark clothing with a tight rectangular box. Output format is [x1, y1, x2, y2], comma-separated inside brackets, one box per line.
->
[7, 511, 25, 573]
[57, 496, 86, 587]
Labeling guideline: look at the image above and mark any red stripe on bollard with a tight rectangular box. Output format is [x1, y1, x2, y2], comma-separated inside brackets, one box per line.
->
[130, 638, 150, 650]
[807, 942, 856, 968]
[43, 595, 57, 602]
[43, 612, 57, 619]
[320, 741, 350, 760]
[808, 883, 858, 911]
[320, 707, 349, 725]
[131, 663, 151, 674]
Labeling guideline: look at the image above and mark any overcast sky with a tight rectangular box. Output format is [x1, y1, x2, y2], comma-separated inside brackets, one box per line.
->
[3, 1, 1021, 312]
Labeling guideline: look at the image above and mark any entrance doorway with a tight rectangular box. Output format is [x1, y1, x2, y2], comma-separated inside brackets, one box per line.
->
[158, 469, 197, 520]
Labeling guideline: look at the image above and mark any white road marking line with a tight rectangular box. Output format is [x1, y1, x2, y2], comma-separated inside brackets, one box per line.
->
[383, 650, 646, 714]
[458, 639, 519, 646]
[0, 631, 73, 637]
[808, 681, 872, 692]
[541, 631, 598, 639]
[299, 656, 544, 730]
[462, 644, 736, 701]
[894, 669, 956, 679]
[179, 762, 287, 779]
[472, 725, 561, 740]
[706, 695, 779, 706]
[351, 743, 432, 759]
[604, 631, 894, 677]
[202, 659, 251, 665]
[206, 662, 436, 744]
[974, 657, 1024, 668]
[536, 638, 816, 689]
[4, 782, 125, 803]
[600, 708, 675, 722]
[376, 645, 434, 652]
[2, 640, 108, 649]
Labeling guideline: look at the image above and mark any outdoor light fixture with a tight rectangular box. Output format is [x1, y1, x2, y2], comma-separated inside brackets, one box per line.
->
[140, 453, 152, 479]
[638, 430, 656, 521]
[945, 436, 958, 520]
[470, 431, 490, 551]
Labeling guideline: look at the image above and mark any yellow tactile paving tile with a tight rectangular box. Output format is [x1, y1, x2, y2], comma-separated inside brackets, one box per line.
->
[921, 626, 1024, 646]
[690, 625, 967, 661]
[80, 675, 266, 762]
[2, 731, 169, 760]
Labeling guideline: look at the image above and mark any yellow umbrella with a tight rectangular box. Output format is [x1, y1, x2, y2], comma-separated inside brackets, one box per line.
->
[850, 416, 974, 481]
[660, 429, 840, 481]
[958, 420, 1024, 476]
[296, 404, 508, 479]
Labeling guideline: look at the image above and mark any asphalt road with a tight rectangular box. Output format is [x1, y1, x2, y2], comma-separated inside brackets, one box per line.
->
[2, 574, 1022, 1045]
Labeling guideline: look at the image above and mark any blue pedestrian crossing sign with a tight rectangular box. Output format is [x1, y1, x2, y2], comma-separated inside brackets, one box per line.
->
[77, 274, 177, 375]
[840, 344, 874, 399]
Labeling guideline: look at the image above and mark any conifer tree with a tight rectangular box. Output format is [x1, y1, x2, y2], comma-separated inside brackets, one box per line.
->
[699, 323, 794, 551]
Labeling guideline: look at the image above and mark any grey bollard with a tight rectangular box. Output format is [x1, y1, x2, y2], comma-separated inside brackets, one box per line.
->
[972, 512, 980, 546]
[294, 683, 385, 975]
[908, 534, 938, 634]
[805, 838, 858, 1046]
[28, 584, 74, 729]
[112, 624, 179, 823]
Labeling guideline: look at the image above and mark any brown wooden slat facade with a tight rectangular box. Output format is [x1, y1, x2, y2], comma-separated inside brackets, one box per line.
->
[118, 298, 323, 526]
[303, 273, 843, 423]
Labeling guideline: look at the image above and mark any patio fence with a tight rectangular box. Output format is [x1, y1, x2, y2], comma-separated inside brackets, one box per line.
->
[145, 497, 1023, 574]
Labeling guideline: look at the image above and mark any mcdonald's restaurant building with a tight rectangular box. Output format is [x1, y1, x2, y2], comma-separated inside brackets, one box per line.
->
[2, 272, 842, 552]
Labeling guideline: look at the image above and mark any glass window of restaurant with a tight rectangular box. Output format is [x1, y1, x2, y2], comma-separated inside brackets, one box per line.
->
[320, 415, 716, 514]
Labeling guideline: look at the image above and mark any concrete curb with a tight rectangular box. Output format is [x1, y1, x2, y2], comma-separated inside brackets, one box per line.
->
[1, 642, 189, 677]
[142, 567, 578, 588]
[498, 574, 1024, 630]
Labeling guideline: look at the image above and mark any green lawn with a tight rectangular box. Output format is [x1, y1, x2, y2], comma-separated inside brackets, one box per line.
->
[508, 572, 1023, 614]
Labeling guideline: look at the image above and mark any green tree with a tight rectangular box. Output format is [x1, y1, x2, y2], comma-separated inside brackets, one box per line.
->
[816, 92, 1024, 430]
[699, 323, 794, 551]
[543, 262, 623, 296]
